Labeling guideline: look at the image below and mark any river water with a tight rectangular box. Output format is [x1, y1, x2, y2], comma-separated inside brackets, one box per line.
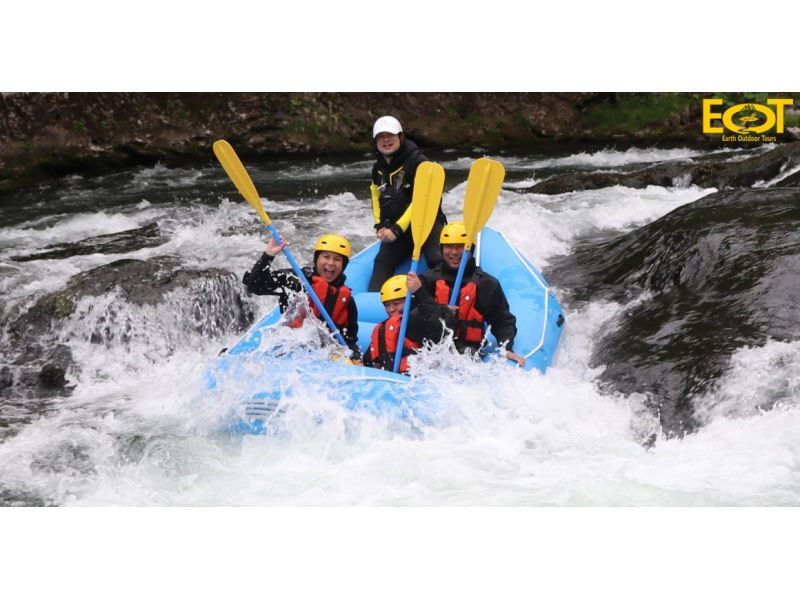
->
[1, 144, 799, 506]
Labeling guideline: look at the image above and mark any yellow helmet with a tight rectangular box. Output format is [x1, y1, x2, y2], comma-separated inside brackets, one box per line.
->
[440, 221, 467, 245]
[314, 233, 352, 258]
[380, 274, 408, 303]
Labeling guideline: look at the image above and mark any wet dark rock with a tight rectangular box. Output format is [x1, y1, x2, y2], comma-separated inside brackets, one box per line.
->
[6, 257, 257, 349]
[1, 256, 257, 433]
[38, 364, 66, 389]
[12, 222, 165, 262]
[64, 255, 192, 305]
[51, 295, 76, 319]
[1, 343, 74, 403]
[531, 143, 800, 194]
[0, 488, 51, 507]
[548, 186, 800, 435]
[693, 142, 800, 188]
[530, 161, 693, 194]
[8, 294, 79, 345]
[0, 367, 12, 390]
[779, 168, 800, 187]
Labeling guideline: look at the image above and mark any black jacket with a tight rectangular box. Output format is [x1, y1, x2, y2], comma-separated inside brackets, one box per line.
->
[371, 139, 444, 237]
[419, 257, 517, 351]
[242, 253, 360, 356]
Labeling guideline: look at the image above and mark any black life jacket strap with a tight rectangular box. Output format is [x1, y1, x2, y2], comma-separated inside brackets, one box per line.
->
[377, 324, 391, 371]
[322, 284, 337, 316]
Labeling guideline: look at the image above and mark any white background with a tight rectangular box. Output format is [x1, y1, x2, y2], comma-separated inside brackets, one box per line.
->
[2, 2, 797, 596]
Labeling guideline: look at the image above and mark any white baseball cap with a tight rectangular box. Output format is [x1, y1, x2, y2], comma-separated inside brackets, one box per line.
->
[373, 115, 403, 138]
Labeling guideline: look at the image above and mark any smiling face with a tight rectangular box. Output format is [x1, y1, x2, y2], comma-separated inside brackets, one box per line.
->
[315, 251, 345, 283]
[375, 132, 401, 157]
[442, 244, 465, 270]
[383, 298, 405, 317]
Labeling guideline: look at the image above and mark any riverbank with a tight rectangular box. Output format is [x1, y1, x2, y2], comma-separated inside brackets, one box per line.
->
[6, 92, 797, 194]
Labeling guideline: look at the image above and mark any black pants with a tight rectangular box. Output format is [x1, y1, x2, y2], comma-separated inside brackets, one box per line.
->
[368, 218, 444, 292]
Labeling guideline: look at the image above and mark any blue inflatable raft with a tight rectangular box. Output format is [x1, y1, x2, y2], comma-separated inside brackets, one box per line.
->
[208, 226, 565, 433]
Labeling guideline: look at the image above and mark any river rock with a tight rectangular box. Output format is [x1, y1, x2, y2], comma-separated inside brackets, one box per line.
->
[12, 222, 165, 262]
[547, 186, 800, 435]
[530, 142, 800, 194]
[1, 256, 258, 427]
[0, 367, 12, 391]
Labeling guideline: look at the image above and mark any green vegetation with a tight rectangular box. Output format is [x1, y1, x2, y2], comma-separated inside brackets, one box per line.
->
[288, 94, 306, 111]
[714, 92, 771, 105]
[513, 111, 533, 130]
[584, 93, 696, 134]
[483, 126, 505, 146]
[784, 110, 800, 128]
[165, 98, 191, 127]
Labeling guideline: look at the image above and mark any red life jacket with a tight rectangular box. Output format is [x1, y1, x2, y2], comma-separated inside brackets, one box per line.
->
[433, 280, 485, 346]
[287, 275, 353, 329]
[367, 314, 421, 374]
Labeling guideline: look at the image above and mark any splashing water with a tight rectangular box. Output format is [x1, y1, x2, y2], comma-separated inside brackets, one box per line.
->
[1, 145, 798, 506]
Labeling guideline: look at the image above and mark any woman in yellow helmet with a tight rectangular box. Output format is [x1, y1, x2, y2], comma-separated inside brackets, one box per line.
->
[243, 233, 360, 358]
[363, 272, 454, 374]
[368, 115, 447, 292]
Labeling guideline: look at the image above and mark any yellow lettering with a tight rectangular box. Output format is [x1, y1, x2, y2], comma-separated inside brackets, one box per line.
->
[722, 103, 776, 134]
[767, 98, 793, 133]
[703, 99, 724, 134]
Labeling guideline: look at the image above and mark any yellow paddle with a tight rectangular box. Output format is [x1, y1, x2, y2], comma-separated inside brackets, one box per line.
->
[393, 161, 446, 373]
[213, 140, 273, 226]
[212, 140, 349, 349]
[448, 157, 505, 305]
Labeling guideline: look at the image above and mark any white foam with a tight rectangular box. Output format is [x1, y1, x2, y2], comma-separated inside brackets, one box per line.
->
[278, 160, 374, 180]
[2, 152, 798, 507]
[0, 211, 147, 248]
[511, 147, 713, 170]
[483, 184, 713, 267]
[503, 177, 539, 189]
[694, 340, 800, 422]
[128, 163, 205, 190]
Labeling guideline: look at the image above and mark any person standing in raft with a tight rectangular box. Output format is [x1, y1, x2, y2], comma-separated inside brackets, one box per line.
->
[368, 115, 447, 292]
[242, 233, 360, 359]
[419, 221, 526, 367]
[363, 273, 455, 374]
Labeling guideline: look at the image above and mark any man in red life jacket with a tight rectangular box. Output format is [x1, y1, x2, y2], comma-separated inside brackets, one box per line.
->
[364, 273, 454, 374]
[242, 233, 360, 359]
[419, 221, 526, 367]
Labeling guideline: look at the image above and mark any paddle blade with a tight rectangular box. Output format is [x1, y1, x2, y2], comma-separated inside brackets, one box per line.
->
[463, 157, 505, 249]
[212, 140, 271, 226]
[410, 162, 445, 260]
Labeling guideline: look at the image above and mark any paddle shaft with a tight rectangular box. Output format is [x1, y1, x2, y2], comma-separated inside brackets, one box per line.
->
[267, 227, 349, 349]
[212, 140, 349, 351]
[389, 161, 445, 374]
[392, 259, 419, 373]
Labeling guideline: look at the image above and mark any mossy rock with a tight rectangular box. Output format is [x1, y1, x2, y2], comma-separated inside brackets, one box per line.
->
[50, 295, 75, 319]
